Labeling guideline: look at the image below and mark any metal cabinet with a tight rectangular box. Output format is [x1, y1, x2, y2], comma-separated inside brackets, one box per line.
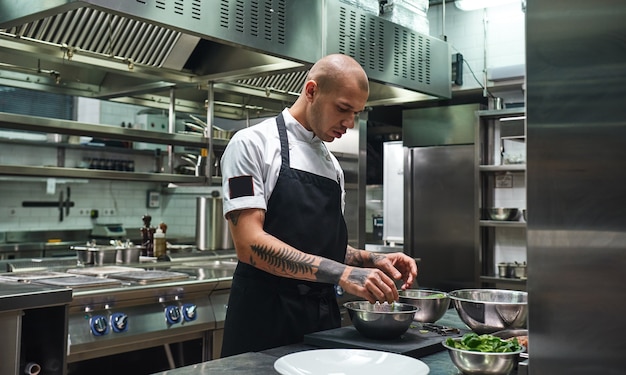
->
[476, 108, 527, 290]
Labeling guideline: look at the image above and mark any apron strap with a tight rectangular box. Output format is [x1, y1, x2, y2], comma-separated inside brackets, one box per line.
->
[276, 113, 291, 174]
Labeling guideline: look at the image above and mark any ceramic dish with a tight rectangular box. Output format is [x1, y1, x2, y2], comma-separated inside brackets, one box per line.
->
[274, 348, 430, 375]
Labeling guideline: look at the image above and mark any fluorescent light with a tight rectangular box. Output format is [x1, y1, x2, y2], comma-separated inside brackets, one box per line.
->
[455, 0, 518, 11]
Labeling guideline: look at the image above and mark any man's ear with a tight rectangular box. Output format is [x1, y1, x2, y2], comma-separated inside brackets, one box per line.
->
[304, 80, 317, 101]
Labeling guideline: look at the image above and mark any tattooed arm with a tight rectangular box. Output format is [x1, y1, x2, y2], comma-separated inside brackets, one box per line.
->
[226, 208, 401, 303]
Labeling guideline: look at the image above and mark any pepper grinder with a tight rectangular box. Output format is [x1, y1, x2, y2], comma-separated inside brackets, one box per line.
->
[140, 214, 155, 257]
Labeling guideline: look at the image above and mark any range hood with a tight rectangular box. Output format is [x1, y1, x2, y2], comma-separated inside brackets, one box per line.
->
[0, 0, 451, 120]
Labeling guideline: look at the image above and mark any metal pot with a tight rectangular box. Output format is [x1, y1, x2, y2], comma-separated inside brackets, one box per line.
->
[116, 246, 142, 264]
[196, 195, 232, 250]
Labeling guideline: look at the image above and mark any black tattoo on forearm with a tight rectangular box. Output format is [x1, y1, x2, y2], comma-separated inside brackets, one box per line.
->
[316, 259, 347, 284]
[369, 252, 385, 265]
[345, 248, 365, 266]
[345, 248, 385, 267]
[251, 244, 316, 276]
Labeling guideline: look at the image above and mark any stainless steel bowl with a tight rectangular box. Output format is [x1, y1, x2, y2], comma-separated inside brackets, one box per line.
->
[344, 301, 418, 340]
[442, 339, 524, 375]
[488, 208, 521, 221]
[448, 289, 528, 334]
[398, 289, 450, 323]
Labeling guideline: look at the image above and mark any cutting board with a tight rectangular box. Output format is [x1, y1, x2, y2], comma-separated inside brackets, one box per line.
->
[304, 324, 466, 358]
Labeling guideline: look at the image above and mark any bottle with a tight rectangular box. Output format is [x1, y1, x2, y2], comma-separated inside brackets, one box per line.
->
[153, 227, 166, 259]
[140, 214, 155, 257]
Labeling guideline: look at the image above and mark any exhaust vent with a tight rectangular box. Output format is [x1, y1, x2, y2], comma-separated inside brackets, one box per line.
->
[5, 7, 182, 68]
[135, 0, 203, 20]
[337, 8, 386, 74]
[392, 27, 431, 85]
[328, 1, 450, 99]
[218, 0, 286, 45]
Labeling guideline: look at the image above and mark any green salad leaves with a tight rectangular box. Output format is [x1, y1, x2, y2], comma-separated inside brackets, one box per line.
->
[445, 333, 523, 353]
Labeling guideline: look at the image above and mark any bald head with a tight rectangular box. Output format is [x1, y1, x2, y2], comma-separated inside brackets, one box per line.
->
[289, 54, 370, 138]
[305, 54, 369, 95]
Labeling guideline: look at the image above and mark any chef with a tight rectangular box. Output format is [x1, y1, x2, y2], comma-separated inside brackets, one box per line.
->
[220, 54, 418, 357]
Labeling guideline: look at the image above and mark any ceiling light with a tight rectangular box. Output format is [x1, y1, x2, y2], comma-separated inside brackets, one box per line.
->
[455, 0, 518, 11]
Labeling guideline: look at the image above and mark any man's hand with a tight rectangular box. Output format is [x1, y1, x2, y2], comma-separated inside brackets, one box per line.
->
[373, 252, 418, 291]
[337, 266, 399, 304]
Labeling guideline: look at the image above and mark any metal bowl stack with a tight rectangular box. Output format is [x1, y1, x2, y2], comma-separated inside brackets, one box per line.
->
[448, 289, 528, 334]
[398, 289, 450, 323]
[344, 301, 418, 340]
[442, 339, 524, 375]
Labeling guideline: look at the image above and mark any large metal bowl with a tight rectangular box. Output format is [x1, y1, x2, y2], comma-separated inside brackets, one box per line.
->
[448, 289, 528, 334]
[398, 289, 450, 323]
[487, 208, 521, 221]
[344, 301, 418, 340]
[442, 339, 524, 375]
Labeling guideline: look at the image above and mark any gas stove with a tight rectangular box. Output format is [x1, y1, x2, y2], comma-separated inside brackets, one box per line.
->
[2, 254, 236, 369]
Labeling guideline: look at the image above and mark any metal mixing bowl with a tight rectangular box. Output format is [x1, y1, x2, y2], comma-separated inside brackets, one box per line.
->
[442, 339, 524, 375]
[448, 289, 528, 334]
[344, 301, 418, 340]
[398, 289, 450, 323]
[487, 208, 521, 221]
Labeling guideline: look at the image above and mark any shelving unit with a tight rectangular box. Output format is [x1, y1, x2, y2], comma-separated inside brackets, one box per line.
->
[476, 107, 527, 290]
[0, 111, 226, 185]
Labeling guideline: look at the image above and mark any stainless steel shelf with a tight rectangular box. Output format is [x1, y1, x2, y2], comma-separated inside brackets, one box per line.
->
[477, 107, 526, 119]
[0, 165, 206, 183]
[479, 164, 526, 172]
[0, 111, 222, 149]
[479, 220, 527, 228]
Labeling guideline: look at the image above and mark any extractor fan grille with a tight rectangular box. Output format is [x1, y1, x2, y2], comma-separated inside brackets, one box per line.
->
[392, 27, 431, 85]
[4, 6, 181, 68]
[219, 0, 286, 45]
[337, 7, 386, 73]
[235, 69, 308, 96]
[330, 2, 439, 92]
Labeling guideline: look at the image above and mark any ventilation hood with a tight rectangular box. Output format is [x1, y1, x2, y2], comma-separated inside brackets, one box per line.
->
[0, 0, 451, 120]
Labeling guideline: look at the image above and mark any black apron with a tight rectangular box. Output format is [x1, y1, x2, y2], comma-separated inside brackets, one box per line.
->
[220, 113, 348, 357]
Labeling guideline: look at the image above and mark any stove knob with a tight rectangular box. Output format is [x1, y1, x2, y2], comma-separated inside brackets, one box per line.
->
[165, 306, 181, 324]
[182, 303, 197, 321]
[90, 315, 109, 336]
[110, 313, 128, 333]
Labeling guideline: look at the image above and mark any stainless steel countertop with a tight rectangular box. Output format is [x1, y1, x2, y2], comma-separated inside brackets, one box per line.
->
[0, 278, 72, 312]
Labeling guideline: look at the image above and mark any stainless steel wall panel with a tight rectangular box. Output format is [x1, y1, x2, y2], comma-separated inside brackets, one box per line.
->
[526, 0, 626, 373]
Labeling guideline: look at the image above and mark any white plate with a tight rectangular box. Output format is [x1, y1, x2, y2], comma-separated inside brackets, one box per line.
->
[274, 349, 430, 375]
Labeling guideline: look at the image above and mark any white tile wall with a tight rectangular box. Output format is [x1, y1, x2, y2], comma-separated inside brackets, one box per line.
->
[428, 2, 525, 97]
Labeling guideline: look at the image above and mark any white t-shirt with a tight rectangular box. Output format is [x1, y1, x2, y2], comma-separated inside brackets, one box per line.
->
[221, 108, 345, 217]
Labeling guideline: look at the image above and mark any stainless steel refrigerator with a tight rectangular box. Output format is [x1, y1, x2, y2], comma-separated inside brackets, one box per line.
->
[402, 104, 480, 291]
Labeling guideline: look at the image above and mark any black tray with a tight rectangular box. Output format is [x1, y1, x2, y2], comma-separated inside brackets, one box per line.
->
[304, 323, 467, 358]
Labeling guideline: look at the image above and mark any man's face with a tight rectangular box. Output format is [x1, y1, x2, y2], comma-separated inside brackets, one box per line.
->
[307, 79, 369, 142]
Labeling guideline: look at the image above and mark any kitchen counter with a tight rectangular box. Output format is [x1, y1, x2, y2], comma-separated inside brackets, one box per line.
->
[0, 278, 72, 312]
[151, 309, 515, 375]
